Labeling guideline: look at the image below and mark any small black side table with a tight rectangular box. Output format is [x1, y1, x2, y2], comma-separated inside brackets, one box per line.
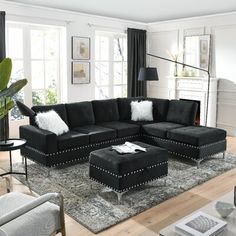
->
[0, 139, 27, 180]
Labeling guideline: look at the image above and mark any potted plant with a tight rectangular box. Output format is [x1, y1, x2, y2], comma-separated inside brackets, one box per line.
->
[0, 58, 27, 146]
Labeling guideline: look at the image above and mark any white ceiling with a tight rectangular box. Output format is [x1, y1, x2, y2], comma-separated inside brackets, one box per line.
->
[7, 0, 236, 23]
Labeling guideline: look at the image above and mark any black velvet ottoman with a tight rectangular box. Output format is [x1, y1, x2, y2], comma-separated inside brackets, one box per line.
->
[167, 126, 227, 167]
[89, 141, 168, 201]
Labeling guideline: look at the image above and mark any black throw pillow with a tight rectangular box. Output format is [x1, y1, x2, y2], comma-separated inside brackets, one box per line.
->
[16, 101, 36, 118]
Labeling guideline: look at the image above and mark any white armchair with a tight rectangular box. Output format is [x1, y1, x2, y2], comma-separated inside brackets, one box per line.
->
[0, 192, 66, 236]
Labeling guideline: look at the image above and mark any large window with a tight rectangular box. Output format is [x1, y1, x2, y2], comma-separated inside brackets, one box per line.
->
[31, 29, 60, 106]
[95, 31, 127, 99]
[6, 27, 24, 120]
[6, 22, 64, 121]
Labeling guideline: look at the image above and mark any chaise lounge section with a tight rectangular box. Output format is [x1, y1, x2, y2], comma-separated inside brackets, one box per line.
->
[141, 100, 227, 167]
[19, 97, 227, 168]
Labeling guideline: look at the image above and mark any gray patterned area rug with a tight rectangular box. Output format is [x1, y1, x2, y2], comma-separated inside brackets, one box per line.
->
[13, 153, 236, 233]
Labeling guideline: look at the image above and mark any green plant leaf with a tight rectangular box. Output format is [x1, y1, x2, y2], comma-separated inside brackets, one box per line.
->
[0, 79, 27, 98]
[0, 99, 14, 119]
[0, 58, 12, 91]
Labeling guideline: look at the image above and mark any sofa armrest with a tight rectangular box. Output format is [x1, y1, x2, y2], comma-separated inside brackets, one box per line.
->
[20, 125, 57, 153]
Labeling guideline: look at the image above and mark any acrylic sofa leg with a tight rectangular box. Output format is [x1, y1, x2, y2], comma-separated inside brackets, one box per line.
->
[196, 160, 201, 169]
[115, 191, 127, 204]
[47, 168, 51, 178]
[223, 151, 226, 159]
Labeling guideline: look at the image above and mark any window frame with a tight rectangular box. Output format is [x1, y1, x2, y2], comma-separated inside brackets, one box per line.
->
[6, 21, 63, 113]
[95, 31, 127, 99]
[5, 21, 65, 138]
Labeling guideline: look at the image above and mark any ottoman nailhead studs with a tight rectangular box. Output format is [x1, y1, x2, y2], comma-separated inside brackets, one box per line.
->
[89, 174, 167, 193]
[90, 161, 168, 179]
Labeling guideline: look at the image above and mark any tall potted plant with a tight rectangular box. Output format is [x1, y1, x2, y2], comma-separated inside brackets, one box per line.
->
[0, 58, 27, 145]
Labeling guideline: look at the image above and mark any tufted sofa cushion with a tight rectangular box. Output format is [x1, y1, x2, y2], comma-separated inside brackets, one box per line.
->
[146, 98, 169, 122]
[167, 126, 227, 146]
[74, 125, 116, 143]
[92, 99, 119, 123]
[166, 100, 198, 126]
[66, 101, 95, 128]
[99, 121, 140, 138]
[57, 131, 89, 150]
[142, 122, 184, 138]
[31, 104, 68, 126]
[117, 97, 144, 121]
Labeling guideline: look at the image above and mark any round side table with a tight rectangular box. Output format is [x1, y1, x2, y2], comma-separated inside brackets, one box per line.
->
[0, 139, 27, 180]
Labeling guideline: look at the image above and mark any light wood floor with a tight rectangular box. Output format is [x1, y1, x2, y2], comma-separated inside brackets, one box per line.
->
[0, 137, 236, 236]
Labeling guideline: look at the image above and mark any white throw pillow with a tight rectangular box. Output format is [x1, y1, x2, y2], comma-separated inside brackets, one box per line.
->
[131, 100, 153, 121]
[35, 110, 69, 136]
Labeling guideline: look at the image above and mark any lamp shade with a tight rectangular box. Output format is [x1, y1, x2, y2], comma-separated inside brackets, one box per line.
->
[138, 67, 159, 81]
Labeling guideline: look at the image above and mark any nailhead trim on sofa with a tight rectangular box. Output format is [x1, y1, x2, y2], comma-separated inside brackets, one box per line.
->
[143, 134, 226, 149]
[21, 134, 141, 167]
[142, 134, 226, 160]
[26, 133, 224, 158]
[89, 174, 168, 193]
[25, 134, 141, 157]
[90, 161, 168, 179]
[21, 133, 226, 168]
[168, 150, 224, 163]
[22, 154, 90, 168]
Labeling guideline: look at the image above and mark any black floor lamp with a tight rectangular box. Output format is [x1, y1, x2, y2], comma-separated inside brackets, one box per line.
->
[138, 53, 210, 126]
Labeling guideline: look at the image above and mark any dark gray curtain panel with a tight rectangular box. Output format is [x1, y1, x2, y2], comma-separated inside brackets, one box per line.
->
[0, 11, 6, 60]
[0, 11, 7, 141]
[127, 28, 146, 97]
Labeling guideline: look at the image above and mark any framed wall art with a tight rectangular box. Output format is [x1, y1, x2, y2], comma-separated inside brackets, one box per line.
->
[72, 61, 90, 84]
[72, 36, 90, 60]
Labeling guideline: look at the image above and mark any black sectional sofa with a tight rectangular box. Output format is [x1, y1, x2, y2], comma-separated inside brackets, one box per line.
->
[19, 97, 227, 169]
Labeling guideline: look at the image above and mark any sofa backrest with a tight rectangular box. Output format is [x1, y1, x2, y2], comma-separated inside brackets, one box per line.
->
[66, 101, 95, 128]
[31, 104, 68, 125]
[166, 100, 198, 125]
[92, 99, 120, 123]
[117, 97, 144, 120]
[146, 98, 169, 122]
[30, 98, 198, 128]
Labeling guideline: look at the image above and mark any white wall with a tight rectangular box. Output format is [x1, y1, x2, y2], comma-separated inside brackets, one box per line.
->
[0, 0, 146, 103]
[147, 12, 236, 136]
